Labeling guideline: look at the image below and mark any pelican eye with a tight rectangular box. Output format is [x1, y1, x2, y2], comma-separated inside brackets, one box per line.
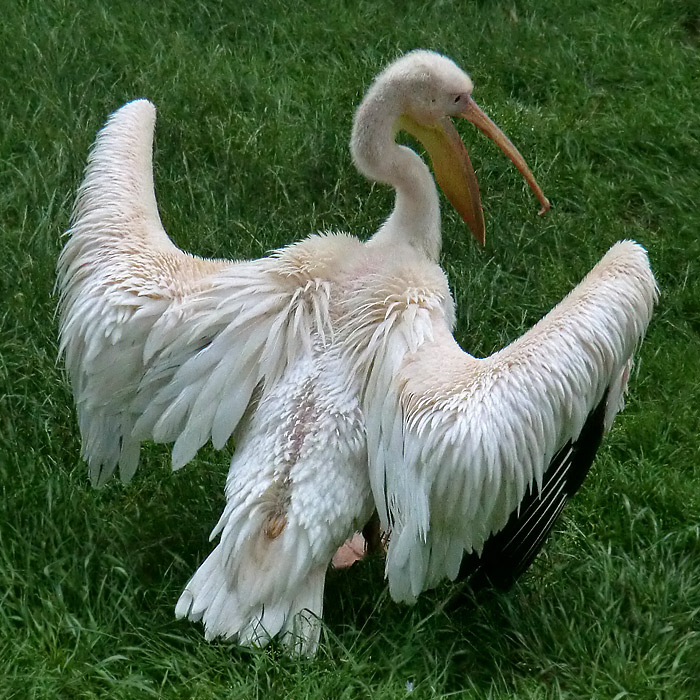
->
[454, 95, 462, 103]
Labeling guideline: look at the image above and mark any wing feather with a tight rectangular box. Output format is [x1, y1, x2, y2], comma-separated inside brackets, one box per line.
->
[364, 241, 657, 602]
[58, 99, 333, 485]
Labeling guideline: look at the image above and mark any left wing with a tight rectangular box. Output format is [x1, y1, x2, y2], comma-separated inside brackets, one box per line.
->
[57, 99, 336, 486]
[363, 241, 657, 603]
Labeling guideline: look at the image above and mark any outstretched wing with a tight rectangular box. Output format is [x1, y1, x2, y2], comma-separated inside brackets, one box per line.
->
[58, 100, 331, 486]
[364, 241, 657, 603]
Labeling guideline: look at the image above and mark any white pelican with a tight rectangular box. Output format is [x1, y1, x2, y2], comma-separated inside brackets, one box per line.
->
[57, 50, 655, 656]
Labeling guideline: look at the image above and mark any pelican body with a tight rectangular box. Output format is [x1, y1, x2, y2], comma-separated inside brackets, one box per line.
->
[58, 50, 655, 655]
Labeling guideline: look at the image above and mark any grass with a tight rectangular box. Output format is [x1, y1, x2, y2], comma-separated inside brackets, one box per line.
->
[1, 0, 699, 697]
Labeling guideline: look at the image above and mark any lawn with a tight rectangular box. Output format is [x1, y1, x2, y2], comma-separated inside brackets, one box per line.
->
[1, 0, 699, 697]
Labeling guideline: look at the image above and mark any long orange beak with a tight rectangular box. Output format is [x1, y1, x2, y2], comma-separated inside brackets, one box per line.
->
[399, 98, 550, 245]
[459, 98, 550, 218]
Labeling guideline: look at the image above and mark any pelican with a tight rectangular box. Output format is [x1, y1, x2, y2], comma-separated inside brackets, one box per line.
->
[57, 50, 655, 656]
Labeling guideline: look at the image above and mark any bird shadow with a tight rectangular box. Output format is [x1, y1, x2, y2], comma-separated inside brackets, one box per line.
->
[321, 555, 561, 694]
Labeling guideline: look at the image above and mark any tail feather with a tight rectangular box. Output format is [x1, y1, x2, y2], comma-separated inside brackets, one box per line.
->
[176, 543, 326, 656]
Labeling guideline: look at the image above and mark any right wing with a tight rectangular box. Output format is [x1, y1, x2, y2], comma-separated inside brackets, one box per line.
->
[57, 99, 332, 486]
[362, 241, 657, 602]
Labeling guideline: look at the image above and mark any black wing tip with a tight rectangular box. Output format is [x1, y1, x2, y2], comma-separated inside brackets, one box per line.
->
[459, 389, 610, 592]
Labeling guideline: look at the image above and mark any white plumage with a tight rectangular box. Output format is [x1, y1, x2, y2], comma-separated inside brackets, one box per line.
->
[58, 50, 656, 656]
[58, 101, 374, 654]
[354, 240, 656, 602]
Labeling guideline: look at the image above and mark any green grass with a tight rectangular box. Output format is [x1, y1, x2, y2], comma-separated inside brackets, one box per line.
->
[2, 0, 699, 697]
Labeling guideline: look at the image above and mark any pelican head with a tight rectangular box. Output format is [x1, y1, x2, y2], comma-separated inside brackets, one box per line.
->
[379, 50, 475, 125]
[352, 50, 550, 246]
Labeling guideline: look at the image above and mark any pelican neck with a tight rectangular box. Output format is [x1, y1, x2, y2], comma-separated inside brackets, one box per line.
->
[350, 84, 442, 262]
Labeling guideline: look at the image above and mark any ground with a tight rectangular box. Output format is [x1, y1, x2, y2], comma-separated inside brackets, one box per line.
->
[1, 0, 699, 697]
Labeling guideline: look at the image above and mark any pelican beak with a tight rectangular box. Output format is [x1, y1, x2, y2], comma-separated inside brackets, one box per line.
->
[399, 113, 486, 244]
[458, 97, 550, 218]
[399, 98, 550, 245]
